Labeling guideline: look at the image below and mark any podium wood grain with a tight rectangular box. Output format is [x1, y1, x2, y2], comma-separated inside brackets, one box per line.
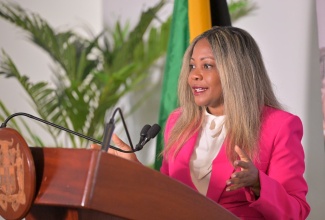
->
[26, 147, 238, 220]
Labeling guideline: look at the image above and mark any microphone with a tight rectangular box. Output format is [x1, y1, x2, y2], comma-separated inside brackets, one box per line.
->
[138, 124, 151, 145]
[101, 118, 115, 152]
[135, 124, 161, 151]
[101, 107, 137, 152]
[1, 111, 160, 153]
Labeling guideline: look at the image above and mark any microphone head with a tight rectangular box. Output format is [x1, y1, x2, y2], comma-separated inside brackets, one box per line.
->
[146, 124, 161, 139]
[140, 124, 151, 137]
[135, 124, 161, 151]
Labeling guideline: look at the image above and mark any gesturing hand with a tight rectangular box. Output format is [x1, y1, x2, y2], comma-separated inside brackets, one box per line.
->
[226, 145, 260, 197]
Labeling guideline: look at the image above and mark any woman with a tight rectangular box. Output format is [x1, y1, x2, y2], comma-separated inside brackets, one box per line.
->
[104, 26, 310, 219]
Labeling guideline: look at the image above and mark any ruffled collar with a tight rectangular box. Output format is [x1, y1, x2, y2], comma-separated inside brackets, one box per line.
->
[204, 109, 225, 139]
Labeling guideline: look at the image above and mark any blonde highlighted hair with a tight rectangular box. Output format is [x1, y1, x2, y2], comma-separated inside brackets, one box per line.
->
[163, 26, 282, 163]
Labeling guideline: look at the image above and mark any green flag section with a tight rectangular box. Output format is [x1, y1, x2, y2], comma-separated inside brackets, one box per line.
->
[154, 0, 232, 170]
[154, 0, 190, 170]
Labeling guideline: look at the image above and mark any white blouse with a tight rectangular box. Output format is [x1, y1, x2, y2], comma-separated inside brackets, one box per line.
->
[190, 110, 226, 195]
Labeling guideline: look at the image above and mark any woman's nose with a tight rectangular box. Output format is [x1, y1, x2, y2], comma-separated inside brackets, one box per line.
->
[191, 70, 203, 81]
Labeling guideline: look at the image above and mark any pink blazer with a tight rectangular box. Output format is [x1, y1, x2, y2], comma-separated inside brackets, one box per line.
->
[160, 106, 310, 220]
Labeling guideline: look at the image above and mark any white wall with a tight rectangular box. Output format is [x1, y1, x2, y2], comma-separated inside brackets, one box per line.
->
[0, 0, 324, 219]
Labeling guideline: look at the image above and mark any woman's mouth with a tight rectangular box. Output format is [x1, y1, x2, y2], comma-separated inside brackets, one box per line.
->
[193, 87, 208, 95]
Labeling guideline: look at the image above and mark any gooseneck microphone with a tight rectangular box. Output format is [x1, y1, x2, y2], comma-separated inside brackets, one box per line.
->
[1, 110, 161, 153]
[138, 124, 152, 144]
[101, 118, 115, 152]
[135, 124, 161, 151]
[0, 112, 101, 144]
[101, 107, 134, 152]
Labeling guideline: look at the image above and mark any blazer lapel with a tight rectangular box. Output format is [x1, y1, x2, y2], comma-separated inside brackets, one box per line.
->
[206, 143, 235, 202]
[172, 131, 199, 190]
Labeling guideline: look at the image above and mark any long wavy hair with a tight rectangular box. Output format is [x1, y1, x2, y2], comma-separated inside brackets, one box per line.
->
[163, 26, 282, 163]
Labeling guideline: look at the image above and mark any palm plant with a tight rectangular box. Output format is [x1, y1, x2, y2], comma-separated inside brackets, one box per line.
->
[228, 0, 258, 22]
[0, 0, 256, 148]
[0, 0, 170, 147]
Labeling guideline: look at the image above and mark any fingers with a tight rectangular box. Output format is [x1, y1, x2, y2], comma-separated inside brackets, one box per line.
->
[107, 147, 117, 155]
[234, 160, 249, 170]
[90, 134, 131, 153]
[90, 144, 101, 150]
[89, 134, 140, 163]
[111, 133, 132, 151]
[226, 145, 260, 192]
[233, 145, 250, 171]
[90, 143, 119, 156]
[234, 145, 250, 162]
[109, 134, 140, 163]
[226, 171, 253, 190]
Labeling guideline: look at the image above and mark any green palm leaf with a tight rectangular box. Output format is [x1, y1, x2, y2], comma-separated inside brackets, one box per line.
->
[0, 0, 170, 147]
[0, 0, 256, 148]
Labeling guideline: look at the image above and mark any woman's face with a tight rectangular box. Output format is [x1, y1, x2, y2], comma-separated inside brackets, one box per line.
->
[188, 38, 224, 116]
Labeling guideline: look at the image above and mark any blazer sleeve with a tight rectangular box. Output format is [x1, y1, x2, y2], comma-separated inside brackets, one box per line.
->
[247, 115, 310, 219]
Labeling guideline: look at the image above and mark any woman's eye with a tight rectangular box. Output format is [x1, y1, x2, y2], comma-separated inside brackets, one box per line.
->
[189, 64, 195, 70]
[204, 64, 212, 69]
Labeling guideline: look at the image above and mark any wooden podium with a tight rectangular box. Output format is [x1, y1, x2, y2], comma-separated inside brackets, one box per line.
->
[0, 128, 239, 220]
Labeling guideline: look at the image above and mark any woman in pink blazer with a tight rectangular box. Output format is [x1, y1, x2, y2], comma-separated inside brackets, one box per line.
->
[161, 107, 309, 219]
[108, 26, 310, 219]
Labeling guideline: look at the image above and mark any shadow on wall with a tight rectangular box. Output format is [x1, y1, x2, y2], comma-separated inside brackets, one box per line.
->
[304, 1, 325, 219]
[320, 47, 325, 138]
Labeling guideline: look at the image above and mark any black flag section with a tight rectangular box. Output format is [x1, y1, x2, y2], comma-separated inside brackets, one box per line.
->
[210, 0, 232, 26]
